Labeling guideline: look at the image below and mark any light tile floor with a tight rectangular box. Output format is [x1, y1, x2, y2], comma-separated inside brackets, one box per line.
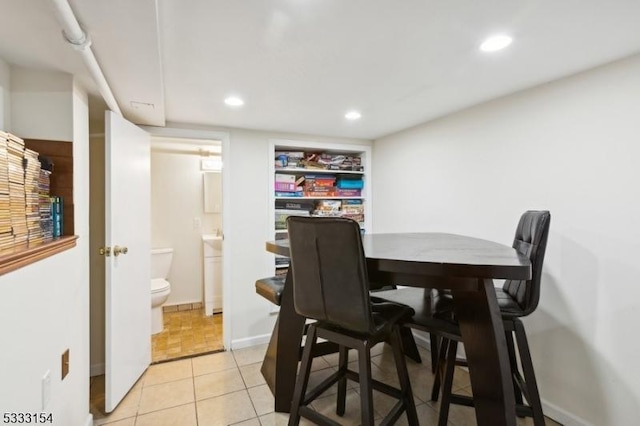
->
[90, 343, 563, 426]
[151, 309, 223, 363]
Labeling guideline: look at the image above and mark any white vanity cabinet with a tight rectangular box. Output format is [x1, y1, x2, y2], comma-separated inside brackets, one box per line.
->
[203, 234, 223, 315]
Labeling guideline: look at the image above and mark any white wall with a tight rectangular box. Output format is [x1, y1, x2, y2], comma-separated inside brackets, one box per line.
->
[150, 149, 221, 305]
[372, 54, 640, 426]
[0, 57, 9, 129]
[10, 67, 74, 141]
[0, 65, 90, 426]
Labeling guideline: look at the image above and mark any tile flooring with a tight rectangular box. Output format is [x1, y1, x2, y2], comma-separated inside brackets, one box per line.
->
[151, 309, 223, 363]
[90, 343, 562, 426]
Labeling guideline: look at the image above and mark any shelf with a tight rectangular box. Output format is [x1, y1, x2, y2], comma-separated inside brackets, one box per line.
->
[275, 196, 364, 200]
[0, 235, 79, 276]
[270, 139, 371, 278]
[275, 168, 364, 175]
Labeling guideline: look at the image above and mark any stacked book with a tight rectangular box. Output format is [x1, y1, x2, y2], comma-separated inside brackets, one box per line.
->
[274, 173, 303, 197]
[274, 151, 304, 169]
[341, 200, 365, 227]
[274, 255, 289, 275]
[0, 132, 11, 251]
[39, 169, 53, 241]
[275, 208, 310, 230]
[275, 199, 315, 213]
[319, 153, 364, 172]
[275, 151, 364, 172]
[303, 174, 336, 197]
[274, 265, 288, 277]
[313, 200, 342, 217]
[24, 148, 42, 244]
[51, 196, 63, 238]
[7, 133, 27, 245]
[336, 176, 363, 197]
[274, 199, 313, 230]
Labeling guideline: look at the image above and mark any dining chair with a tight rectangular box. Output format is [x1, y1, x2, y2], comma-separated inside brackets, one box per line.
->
[286, 216, 419, 426]
[376, 210, 551, 426]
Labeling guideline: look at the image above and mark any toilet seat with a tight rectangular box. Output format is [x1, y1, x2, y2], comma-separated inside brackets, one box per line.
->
[151, 278, 170, 293]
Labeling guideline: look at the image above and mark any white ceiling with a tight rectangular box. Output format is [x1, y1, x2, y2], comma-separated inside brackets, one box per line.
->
[1, 0, 639, 139]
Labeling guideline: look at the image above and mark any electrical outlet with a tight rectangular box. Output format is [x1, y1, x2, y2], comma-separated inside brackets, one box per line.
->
[61, 349, 69, 380]
[193, 217, 201, 229]
[42, 370, 51, 410]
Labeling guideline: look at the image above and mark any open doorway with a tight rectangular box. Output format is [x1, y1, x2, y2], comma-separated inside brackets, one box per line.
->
[149, 136, 224, 362]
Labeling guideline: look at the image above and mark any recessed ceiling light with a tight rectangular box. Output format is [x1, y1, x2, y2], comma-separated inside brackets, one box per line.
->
[345, 111, 362, 120]
[224, 96, 244, 107]
[479, 35, 513, 52]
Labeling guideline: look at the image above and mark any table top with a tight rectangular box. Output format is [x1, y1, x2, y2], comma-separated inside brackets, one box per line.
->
[266, 232, 531, 280]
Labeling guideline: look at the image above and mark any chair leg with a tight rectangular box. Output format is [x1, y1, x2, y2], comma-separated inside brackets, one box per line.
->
[430, 333, 439, 374]
[357, 341, 375, 426]
[437, 339, 458, 426]
[505, 329, 524, 414]
[288, 324, 317, 426]
[336, 345, 349, 416]
[514, 319, 545, 426]
[431, 337, 449, 401]
[390, 325, 419, 425]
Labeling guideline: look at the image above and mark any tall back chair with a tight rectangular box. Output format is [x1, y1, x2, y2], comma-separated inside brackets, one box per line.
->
[373, 210, 551, 426]
[287, 216, 374, 334]
[501, 210, 551, 317]
[286, 217, 419, 426]
[431, 210, 551, 426]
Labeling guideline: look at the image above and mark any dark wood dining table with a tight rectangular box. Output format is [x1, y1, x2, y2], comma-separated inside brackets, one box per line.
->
[261, 232, 531, 426]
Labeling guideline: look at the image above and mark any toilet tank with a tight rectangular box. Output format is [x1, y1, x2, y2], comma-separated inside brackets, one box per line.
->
[151, 248, 174, 279]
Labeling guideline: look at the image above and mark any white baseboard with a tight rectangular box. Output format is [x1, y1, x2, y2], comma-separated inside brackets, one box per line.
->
[411, 331, 590, 425]
[90, 363, 105, 377]
[84, 413, 94, 426]
[541, 399, 591, 426]
[231, 333, 271, 350]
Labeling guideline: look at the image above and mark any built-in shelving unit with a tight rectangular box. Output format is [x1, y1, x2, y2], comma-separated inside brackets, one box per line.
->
[268, 139, 372, 278]
[0, 235, 78, 276]
[0, 135, 76, 276]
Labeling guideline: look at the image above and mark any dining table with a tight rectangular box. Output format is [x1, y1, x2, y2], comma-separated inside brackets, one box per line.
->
[261, 232, 531, 426]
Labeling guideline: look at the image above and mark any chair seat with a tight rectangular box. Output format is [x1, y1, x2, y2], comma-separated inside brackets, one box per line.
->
[318, 298, 415, 341]
[428, 287, 527, 319]
[375, 286, 527, 331]
[255, 276, 285, 306]
[494, 287, 526, 317]
[373, 288, 460, 338]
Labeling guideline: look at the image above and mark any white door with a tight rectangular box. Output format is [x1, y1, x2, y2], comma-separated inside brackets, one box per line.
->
[104, 111, 151, 412]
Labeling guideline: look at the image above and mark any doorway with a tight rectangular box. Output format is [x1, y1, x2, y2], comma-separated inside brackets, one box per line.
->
[87, 104, 232, 418]
[149, 136, 224, 362]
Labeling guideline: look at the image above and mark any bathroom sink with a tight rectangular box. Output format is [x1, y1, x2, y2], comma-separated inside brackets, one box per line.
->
[202, 234, 223, 255]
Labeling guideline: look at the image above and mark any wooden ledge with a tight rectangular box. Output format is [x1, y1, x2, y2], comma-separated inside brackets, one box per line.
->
[0, 236, 79, 276]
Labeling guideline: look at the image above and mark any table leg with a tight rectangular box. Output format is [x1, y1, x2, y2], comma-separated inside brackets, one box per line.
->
[260, 271, 306, 413]
[451, 279, 516, 426]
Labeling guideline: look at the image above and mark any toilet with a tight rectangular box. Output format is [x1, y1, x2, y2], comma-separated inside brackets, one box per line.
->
[151, 248, 173, 335]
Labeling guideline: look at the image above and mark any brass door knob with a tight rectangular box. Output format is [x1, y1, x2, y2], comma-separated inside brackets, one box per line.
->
[99, 246, 111, 257]
[113, 245, 128, 256]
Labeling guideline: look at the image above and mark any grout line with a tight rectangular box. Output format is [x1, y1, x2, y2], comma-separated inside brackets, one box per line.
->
[192, 358, 200, 425]
[151, 348, 226, 365]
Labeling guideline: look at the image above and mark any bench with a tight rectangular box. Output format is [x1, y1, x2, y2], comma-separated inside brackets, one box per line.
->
[255, 276, 285, 306]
